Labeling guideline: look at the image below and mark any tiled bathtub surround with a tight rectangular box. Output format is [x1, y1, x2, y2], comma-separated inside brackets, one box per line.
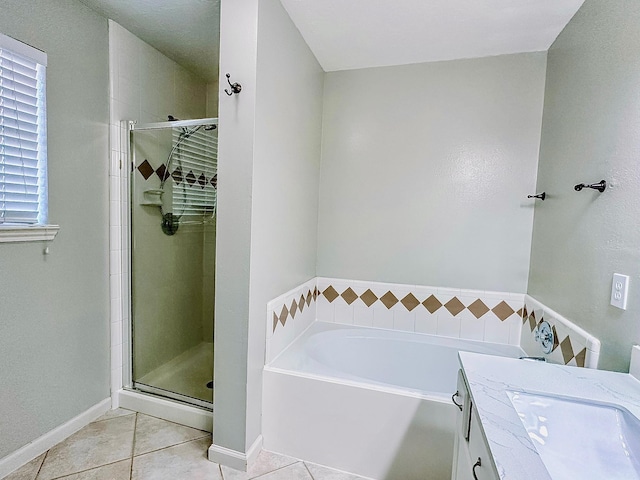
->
[266, 279, 318, 363]
[520, 295, 601, 368]
[317, 277, 524, 346]
[265, 277, 527, 364]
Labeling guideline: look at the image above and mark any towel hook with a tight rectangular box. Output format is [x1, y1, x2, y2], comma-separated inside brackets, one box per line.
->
[224, 73, 242, 96]
[527, 192, 546, 201]
[574, 180, 606, 193]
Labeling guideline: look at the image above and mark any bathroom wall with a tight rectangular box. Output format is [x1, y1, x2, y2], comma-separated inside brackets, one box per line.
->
[317, 53, 547, 293]
[108, 21, 211, 384]
[212, 0, 323, 458]
[212, 0, 259, 456]
[0, 0, 110, 461]
[528, 0, 640, 372]
[247, 0, 324, 448]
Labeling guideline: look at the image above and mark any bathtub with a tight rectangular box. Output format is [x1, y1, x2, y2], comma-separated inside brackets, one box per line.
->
[262, 322, 524, 480]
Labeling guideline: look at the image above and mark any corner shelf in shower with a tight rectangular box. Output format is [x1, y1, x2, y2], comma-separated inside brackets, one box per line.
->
[141, 189, 163, 207]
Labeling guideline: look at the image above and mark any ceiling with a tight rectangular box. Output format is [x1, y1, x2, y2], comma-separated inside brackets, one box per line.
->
[77, 0, 585, 79]
[78, 0, 220, 82]
[279, 0, 586, 71]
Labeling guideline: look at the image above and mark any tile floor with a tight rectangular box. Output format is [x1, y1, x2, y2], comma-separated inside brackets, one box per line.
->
[4, 409, 369, 480]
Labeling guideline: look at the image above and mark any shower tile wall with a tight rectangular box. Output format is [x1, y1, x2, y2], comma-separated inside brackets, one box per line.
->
[108, 20, 216, 403]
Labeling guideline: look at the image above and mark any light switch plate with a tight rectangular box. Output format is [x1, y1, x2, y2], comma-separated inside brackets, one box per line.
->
[611, 273, 629, 310]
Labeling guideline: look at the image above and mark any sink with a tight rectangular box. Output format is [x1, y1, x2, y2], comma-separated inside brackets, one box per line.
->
[507, 391, 640, 480]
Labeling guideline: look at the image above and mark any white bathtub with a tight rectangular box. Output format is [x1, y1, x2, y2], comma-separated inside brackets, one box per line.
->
[262, 322, 524, 480]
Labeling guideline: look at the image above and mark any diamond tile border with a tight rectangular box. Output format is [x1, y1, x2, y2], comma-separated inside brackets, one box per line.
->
[265, 277, 524, 363]
[519, 295, 601, 368]
[318, 280, 522, 323]
[266, 279, 318, 363]
[265, 277, 529, 365]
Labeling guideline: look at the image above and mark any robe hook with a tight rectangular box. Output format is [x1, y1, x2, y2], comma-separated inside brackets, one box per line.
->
[527, 192, 546, 201]
[224, 73, 242, 96]
[574, 180, 606, 193]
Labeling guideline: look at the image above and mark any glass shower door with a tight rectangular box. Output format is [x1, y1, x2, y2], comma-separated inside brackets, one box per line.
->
[128, 118, 218, 408]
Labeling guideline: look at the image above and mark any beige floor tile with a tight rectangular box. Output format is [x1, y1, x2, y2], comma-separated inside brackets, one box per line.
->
[4, 453, 46, 480]
[220, 450, 298, 480]
[51, 459, 131, 480]
[304, 463, 368, 480]
[253, 463, 312, 480]
[37, 415, 136, 480]
[132, 414, 209, 456]
[93, 409, 136, 423]
[221, 450, 298, 480]
[131, 437, 222, 480]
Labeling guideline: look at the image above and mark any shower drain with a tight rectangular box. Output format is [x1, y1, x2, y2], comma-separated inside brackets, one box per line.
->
[206, 381, 213, 389]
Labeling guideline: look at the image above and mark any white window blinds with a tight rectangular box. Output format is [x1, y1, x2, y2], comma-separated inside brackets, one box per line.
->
[0, 33, 47, 225]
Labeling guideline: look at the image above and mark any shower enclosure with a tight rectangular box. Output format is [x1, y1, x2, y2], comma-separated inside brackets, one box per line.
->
[128, 118, 218, 409]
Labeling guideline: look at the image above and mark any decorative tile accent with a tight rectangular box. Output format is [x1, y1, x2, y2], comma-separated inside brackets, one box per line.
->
[341, 287, 359, 305]
[135, 160, 217, 190]
[360, 289, 378, 307]
[380, 291, 399, 309]
[520, 295, 600, 368]
[444, 297, 465, 316]
[468, 299, 490, 319]
[137, 159, 154, 180]
[423, 295, 442, 314]
[492, 301, 515, 321]
[315, 277, 524, 345]
[266, 279, 318, 363]
[322, 286, 339, 303]
[401, 293, 420, 312]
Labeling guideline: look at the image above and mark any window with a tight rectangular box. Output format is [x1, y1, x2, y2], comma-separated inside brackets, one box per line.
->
[0, 33, 57, 242]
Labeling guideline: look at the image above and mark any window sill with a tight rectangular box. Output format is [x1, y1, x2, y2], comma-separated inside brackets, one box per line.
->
[0, 225, 60, 243]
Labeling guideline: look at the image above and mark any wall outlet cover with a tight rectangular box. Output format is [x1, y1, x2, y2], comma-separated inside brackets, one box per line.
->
[610, 273, 629, 310]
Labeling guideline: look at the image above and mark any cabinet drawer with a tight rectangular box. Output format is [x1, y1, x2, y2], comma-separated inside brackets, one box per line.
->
[467, 409, 498, 480]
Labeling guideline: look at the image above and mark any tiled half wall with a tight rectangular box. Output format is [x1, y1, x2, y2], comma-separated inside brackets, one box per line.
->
[266, 279, 601, 369]
[520, 295, 601, 368]
[266, 279, 318, 363]
[266, 277, 525, 363]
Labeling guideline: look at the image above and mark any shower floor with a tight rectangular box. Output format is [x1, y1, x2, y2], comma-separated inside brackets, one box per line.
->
[137, 342, 213, 404]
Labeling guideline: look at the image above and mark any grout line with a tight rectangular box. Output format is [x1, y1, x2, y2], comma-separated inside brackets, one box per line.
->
[134, 411, 211, 433]
[252, 462, 302, 479]
[132, 437, 209, 459]
[33, 450, 49, 480]
[218, 464, 224, 480]
[91, 411, 136, 425]
[303, 461, 315, 480]
[46, 458, 132, 480]
[129, 413, 138, 480]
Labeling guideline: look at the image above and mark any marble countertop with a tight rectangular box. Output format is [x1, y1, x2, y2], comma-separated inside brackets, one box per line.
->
[458, 352, 640, 480]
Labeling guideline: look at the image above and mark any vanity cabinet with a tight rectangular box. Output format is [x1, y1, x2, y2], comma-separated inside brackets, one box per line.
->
[452, 370, 498, 480]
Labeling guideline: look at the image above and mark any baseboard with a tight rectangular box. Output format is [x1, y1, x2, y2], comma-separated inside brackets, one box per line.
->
[0, 398, 111, 479]
[117, 389, 213, 432]
[208, 434, 263, 471]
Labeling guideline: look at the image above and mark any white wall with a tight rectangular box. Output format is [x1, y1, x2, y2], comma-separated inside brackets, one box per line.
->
[0, 0, 110, 461]
[211, 0, 323, 458]
[247, 0, 324, 448]
[212, 0, 259, 455]
[528, 0, 640, 372]
[317, 53, 547, 293]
